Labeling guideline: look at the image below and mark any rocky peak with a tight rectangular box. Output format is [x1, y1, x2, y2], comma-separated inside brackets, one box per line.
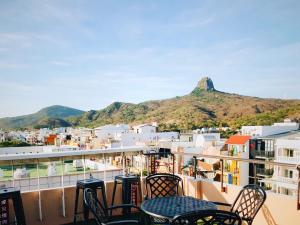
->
[197, 77, 215, 91]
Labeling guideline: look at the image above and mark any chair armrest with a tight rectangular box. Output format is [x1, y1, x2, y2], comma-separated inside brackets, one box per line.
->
[106, 220, 140, 225]
[212, 201, 232, 207]
[107, 204, 140, 211]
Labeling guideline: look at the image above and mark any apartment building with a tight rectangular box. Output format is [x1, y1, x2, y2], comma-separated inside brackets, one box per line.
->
[270, 131, 300, 196]
[241, 120, 299, 195]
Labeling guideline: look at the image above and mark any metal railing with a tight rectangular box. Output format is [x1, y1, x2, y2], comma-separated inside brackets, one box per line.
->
[256, 168, 274, 176]
[1, 148, 300, 212]
[172, 151, 300, 210]
[253, 150, 275, 158]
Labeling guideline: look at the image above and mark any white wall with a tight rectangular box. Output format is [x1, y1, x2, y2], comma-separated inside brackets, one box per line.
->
[133, 125, 156, 134]
[241, 122, 299, 137]
[117, 132, 179, 146]
[94, 124, 129, 139]
[0, 146, 45, 155]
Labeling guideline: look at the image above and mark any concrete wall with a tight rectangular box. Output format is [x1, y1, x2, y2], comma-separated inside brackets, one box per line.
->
[201, 181, 300, 225]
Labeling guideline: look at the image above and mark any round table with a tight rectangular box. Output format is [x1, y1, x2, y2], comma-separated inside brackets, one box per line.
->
[141, 196, 217, 221]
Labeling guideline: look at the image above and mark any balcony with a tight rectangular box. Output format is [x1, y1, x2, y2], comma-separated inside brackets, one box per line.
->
[0, 149, 300, 225]
[276, 156, 300, 164]
[253, 150, 275, 158]
[256, 167, 274, 176]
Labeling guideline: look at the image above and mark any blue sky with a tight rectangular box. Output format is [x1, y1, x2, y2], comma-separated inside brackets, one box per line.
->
[0, 0, 300, 118]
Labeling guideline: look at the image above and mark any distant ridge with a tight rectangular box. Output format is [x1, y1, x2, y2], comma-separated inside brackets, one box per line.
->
[1, 78, 300, 130]
[69, 77, 300, 130]
[0, 105, 84, 129]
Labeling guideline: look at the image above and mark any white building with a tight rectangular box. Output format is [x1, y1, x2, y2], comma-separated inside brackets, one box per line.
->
[116, 131, 179, 147]
[271, 131, 300, 196]
[241, 119, 299, 137]
[133, 124, 156, 134]
[94, 124, 130, 139]
[172, 133, 224, 167]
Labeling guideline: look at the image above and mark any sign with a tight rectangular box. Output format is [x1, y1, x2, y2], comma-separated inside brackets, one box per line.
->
[131, 183, 138, 205]
[150, 155, 156, 174]
[0, 199, 9, 225]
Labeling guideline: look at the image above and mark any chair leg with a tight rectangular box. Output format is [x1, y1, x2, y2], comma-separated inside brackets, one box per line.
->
[111, 180, 117, 207]
[100, 185, 108, 209]
[12, 194, 26, 225]
[73, 187, 79, 224]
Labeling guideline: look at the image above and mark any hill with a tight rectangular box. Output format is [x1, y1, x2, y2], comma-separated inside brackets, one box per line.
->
[69, 77, 300, 130]
[0, 105, 84, 129]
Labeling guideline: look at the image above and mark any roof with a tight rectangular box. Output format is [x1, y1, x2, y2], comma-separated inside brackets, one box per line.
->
[225, 135, 251, 145]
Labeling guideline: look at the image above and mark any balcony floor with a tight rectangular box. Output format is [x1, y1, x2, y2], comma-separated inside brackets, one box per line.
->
[62, 220, 97, 225]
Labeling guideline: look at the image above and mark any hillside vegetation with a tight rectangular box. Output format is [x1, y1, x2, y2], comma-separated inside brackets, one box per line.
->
[1, 78, 299, 130]
[0, 105, 83, 129]
[69, 78, 300, 131]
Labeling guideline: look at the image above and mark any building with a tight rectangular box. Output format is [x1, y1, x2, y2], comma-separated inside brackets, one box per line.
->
[222, 135, 251, 186]
[133, 124, 156, 134]
[241, 119, 299, 137]
[261, 131, 300, 196]
[94, 124, 130, 139]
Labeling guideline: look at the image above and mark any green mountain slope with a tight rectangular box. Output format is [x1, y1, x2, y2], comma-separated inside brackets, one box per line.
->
[0, 105, 84, 129]
[69, 77, 300, 130]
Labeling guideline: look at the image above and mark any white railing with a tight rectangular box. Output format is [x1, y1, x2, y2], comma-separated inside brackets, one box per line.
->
[276, 156, 300, 164]
[275, 176, 298, 185]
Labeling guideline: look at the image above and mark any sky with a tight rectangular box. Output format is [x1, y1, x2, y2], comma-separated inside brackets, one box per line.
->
[0, 0, 300, 118]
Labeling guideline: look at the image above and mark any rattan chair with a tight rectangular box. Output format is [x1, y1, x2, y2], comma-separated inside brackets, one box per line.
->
[170, 209, 242, 225]
[84, 188, 142, 225]
[145, 173, 184, 200]
[213, 184, 266, 225]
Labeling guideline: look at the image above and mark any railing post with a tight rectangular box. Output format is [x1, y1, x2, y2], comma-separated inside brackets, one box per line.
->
[61, 157, 66, 217]
[193, 156, 197, 179]
[36, 159, 43, 221]
[297, 165, 300, 210]
[220, 159, 226, 192]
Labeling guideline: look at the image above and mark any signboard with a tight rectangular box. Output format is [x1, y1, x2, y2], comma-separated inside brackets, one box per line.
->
[0, 199, 9, 225]
[150, 155, 156, 174]
[131, 183, 138, 205]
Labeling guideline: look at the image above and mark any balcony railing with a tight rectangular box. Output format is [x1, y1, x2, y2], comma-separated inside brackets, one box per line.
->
[1, 147, 300, 225]
[253, 150, 275, 158]
[276, 156, 300, 164]
[275, 176, 298, 185]
[256, 167, 274, 176]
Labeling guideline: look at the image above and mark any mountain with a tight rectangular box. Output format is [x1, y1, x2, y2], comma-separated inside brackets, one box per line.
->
[69, 77, 300, 130]
[0, 105, 84, 129]
[1, 78, 300, 131]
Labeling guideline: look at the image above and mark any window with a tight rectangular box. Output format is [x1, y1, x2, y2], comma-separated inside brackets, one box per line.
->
[284, 169, 293, 178]
[285, 149, 294, 157]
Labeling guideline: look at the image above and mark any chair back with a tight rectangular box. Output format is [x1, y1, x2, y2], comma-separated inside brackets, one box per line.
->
[83, 188, 108, 225]
[171, 209, 242, 225]
[145, 173, 184, 199]
[231, 184, 266, 224]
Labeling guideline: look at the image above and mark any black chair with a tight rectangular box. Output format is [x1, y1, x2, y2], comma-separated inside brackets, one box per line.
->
[213, 184, 266, 225]
[145, 173, 184, 200]
[84, 188, 142, 225]
[0, 187, 26, 225]
[145, 173, 184, 224]
[170, 209, 242, 225]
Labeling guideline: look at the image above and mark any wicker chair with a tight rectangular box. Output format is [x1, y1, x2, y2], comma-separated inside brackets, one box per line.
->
[213, 184, 266, 225]
[83, 188, 142, 225]
[145, 173, 184, 199]
[170, 209, 242, 225]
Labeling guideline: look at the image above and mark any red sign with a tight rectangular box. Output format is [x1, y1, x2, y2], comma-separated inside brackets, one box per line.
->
[0, 199, 9, 225]
[150, 155, 156, 174]
[131, 183, 138, 205]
